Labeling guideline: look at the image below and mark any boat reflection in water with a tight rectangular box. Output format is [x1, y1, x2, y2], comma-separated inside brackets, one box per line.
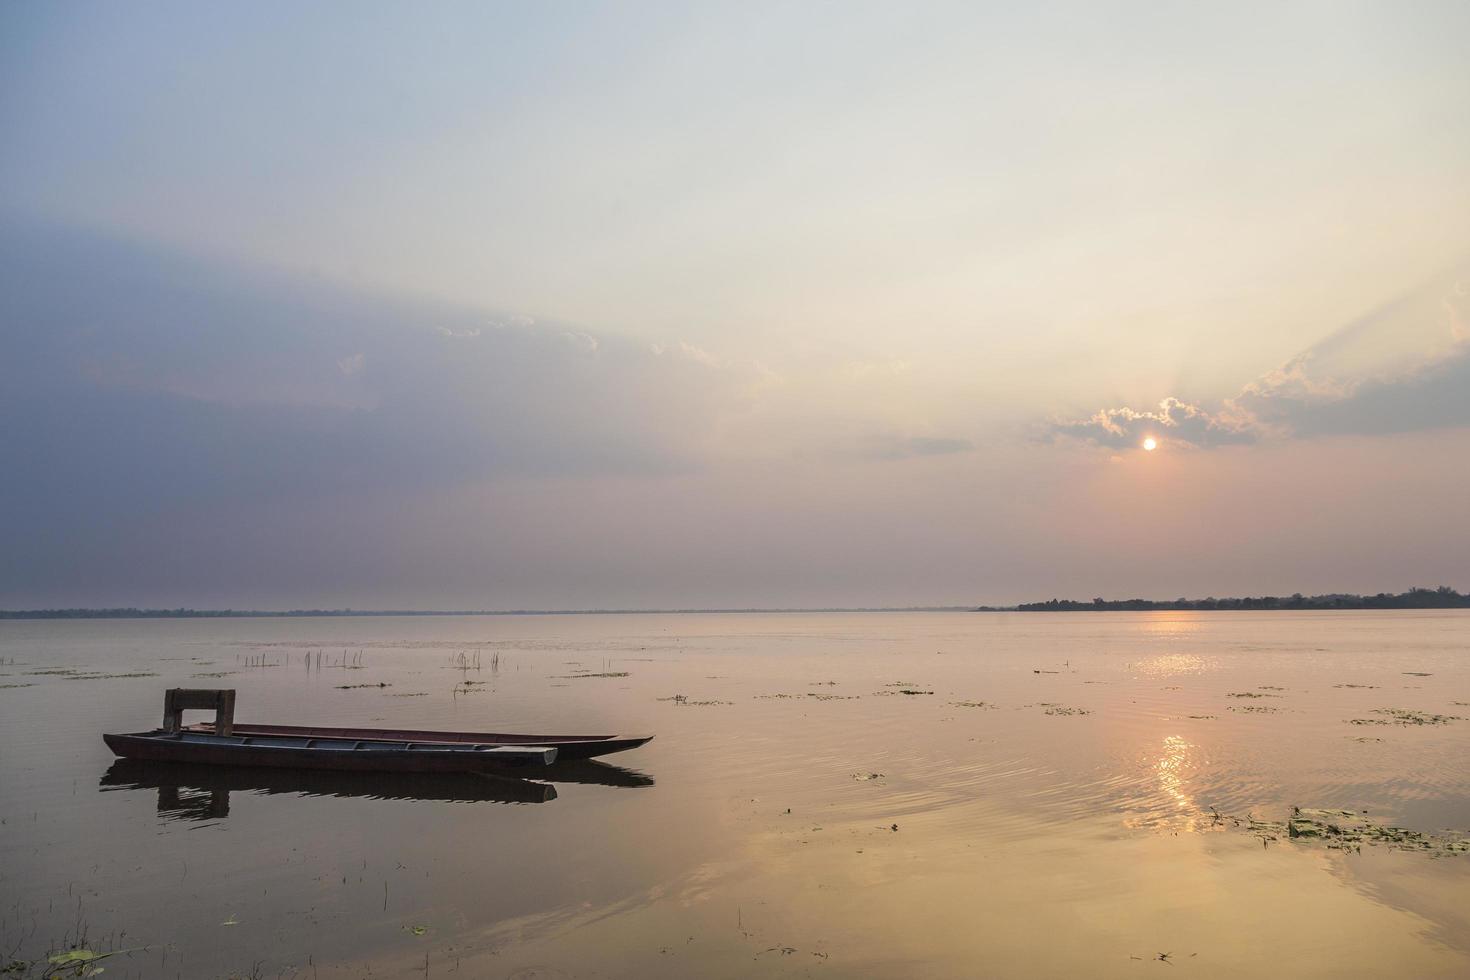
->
[100, 758, 653, 822]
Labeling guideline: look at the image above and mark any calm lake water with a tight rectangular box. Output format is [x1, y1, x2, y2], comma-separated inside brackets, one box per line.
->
[2, 611, 1469, 978]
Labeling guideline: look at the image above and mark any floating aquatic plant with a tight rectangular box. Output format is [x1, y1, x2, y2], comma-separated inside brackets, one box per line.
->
[63, 672, 159, 681]
[44, 946, 145, 978]
[1348, 708, 1462, 726]
[1214, 807, 1470, 855]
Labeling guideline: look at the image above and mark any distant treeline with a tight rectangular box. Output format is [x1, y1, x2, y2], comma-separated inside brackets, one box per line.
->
[1013, 586, 1470, 612]
[4, 592, 1467, 618]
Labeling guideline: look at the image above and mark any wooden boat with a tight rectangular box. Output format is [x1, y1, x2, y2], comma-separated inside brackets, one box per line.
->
[103, 729, 558, 773]
[190, 723, 654, 762]
[103, 688, 653, 774]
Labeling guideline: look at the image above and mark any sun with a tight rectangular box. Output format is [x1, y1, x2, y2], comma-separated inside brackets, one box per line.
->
[1142, 436, 1158, 452]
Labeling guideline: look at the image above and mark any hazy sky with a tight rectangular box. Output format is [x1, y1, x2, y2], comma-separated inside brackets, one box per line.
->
[3, 1, 1468, 608]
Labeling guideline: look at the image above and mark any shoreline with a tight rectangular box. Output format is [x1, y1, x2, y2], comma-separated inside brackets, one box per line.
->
[4, 591, 1470, 621]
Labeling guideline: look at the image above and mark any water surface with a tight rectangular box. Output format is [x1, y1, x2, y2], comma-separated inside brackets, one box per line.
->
[2, 612, 1468, 977]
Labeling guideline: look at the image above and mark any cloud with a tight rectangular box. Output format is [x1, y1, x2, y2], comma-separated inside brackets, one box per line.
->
[0, 218, 755, 531]
[1050, 396, 1254, 449]
[562, 331, 599, 355]
[650, 341, 724, 368]
[1051, 272, 1470, 449]
[841, 358, 912, 382]
[0, 217, 994, 606]
[859, 434, 974, 460]
[801, 432, 973, 461]
[1231, 341, 1470, 441]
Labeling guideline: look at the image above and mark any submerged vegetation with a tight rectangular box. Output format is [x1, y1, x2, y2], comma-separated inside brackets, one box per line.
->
[1221, 807, 1470, 856]
[1348, 709, 1463, 726]
[656, 694, 731, 706]
[17, 668, 158, 681]
[1039, 704, 1091, 716]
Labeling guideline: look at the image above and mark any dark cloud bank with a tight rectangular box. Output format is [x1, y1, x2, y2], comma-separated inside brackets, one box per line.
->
[0, 217, 983, 605]
[0, 218, 749, 591]
[1, 218, 749, 487]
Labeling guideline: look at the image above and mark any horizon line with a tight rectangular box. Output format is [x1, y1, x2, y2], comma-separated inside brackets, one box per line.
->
[2, 585, 1465, 619]
[0, 606, 985, 619]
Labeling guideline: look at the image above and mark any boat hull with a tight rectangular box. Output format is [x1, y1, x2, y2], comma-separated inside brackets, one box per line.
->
[191, 722, 654, 761]
[104, 731, 556, 774]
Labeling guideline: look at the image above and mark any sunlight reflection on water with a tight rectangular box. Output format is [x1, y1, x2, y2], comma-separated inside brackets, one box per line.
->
[1131, 652, 1215, 676]
[1157, 733, 1197, 824]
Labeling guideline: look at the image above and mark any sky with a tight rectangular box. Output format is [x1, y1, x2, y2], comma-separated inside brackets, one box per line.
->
[2, 1, 1468, 609]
